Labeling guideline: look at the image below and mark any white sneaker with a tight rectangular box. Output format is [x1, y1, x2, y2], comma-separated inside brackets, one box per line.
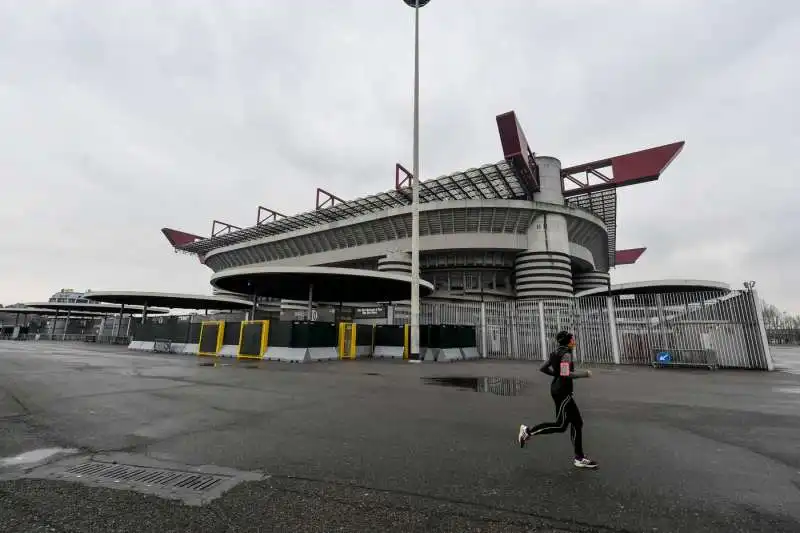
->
[573, 457, 598, 469]
[518, 425, 530, 448]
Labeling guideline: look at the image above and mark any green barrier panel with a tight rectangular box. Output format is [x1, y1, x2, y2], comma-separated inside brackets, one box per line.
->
[152, 319, 175, 341]
[435, 325, 449, 349]
[222, 321, 242, 346]
[426, 324, 441, 349]
[374, 325, 405, 346]
[419, 325, 432, 348]
[290, 321, 310, 348]
[172, 320, 190, 343]
[133, 321, 156, 342]
[464, 325, 477, 348]
[456, 325, 472, 348]
[135, 317, 200, 344]
[198, 322, 222, 355]
[308, 322, 338, 348]
[268, 321, 292, 347]
[239, 321, 266, 359]
[356, 324, 373, 347]
[187, 322, 202, 344]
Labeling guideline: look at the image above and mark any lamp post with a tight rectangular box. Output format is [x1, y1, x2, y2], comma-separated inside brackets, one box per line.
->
[402, 0, 430, 360]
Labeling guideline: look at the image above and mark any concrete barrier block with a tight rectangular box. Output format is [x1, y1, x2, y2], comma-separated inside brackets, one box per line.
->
[373, 346, 404, 359]
[437, 348, 464, 363]
[420, 347, 440, 362]
[263, 347, 309, 363]
[308, 347, 338, 362]
[218, 345, 238, 358]
[461, 347, 480, 360]
[355, 345, 372, 358]
[129, 341, 155, 352]
[181, 343, 199, 355]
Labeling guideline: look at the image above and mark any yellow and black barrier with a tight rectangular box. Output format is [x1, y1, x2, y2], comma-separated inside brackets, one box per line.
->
[338, 323, 374, 360]
[133, 317, 478, 363]
[198, 320, 225, 356]
[338, 322, 356, 359]
[238, 320, 270, 359]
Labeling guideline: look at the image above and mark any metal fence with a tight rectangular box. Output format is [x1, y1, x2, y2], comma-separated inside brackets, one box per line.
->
[6, 289, 773, 370]
[390, 289, 773, 370]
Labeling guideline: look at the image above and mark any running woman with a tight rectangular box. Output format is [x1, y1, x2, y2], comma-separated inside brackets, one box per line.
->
[517, 331, 598, 469]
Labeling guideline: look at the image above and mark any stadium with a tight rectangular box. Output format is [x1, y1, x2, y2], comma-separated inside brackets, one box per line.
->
[0, 109, 763, 370]
[161, 110, 683, 310]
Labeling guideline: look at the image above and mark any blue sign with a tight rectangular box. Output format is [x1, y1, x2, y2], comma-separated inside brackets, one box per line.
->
[657, 351, 672, 363]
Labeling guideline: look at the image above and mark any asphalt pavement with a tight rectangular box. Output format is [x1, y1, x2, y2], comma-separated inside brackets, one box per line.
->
[1, 340, 799, 532]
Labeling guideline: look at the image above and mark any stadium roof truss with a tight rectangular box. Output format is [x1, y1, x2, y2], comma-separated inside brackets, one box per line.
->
[166, 160, 538, 257]
[163, 110, 683, 271]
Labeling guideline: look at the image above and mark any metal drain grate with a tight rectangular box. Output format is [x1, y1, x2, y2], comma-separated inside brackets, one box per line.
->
[18, 453, 265, 506]
[63, 461, 228, 493]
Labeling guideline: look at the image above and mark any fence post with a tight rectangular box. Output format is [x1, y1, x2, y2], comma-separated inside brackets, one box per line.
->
[538, 301, 547, 361]
[607, 296, 621, 365]
[572, 298, 583, 364]
[480, 301, 488, 358]
[62, 311, 71, 341]
[751, 289, 775, 371]
[655, 294, 670, 351]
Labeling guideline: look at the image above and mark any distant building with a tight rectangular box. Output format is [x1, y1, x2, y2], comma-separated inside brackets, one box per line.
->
[48, 289, 91, 304]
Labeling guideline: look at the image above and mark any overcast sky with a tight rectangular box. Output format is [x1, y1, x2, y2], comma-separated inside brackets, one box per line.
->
[1, 0, 798, 311]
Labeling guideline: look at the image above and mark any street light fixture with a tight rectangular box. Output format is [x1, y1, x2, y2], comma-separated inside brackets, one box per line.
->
[402, 0, 431, 359]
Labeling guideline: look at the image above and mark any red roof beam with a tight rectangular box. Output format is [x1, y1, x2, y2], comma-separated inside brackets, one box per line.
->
[211, 220, 241, 237]
[161, 228, 205, 248]
[396, 163, 413, 189]
[316, 188, 345, 210]
[496, 111, 540, 196]
[562, 141, 684, 197]
[615, 247, 646, 266]
[256, 206, 286, 225]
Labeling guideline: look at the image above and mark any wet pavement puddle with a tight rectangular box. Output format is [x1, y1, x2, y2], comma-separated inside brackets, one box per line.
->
[421, 377, 530, 396]
[0, 448, 79, 468]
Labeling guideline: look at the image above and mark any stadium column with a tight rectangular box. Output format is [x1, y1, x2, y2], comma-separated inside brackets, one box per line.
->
[573, 271, 611, 294]
[515, 156, 574, 299]
[379, 252, 414, 326]
[378, 251, 412, 276]
[250, 293, 258, 321]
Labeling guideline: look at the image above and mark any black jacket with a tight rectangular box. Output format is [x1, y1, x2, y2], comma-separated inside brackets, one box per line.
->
[540, 345, 575, 396]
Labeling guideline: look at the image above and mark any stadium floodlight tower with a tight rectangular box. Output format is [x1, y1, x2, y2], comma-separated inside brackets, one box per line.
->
[402, 0, 431, 360]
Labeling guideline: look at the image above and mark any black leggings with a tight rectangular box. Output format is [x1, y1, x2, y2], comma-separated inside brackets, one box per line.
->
[527, 393, 584, 458]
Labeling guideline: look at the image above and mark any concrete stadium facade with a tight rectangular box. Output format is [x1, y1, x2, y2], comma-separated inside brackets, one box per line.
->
[163, 111, 683, 307]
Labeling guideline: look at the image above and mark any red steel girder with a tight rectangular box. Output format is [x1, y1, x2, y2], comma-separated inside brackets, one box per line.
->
[161, 228, 204, 248]
[395, 163, 414, 202]
[615, 247, 646, 266]
[562, 142, 684, 197]
[256, 206, 287, 225]
[211, 220, 241, 237]
[395, 163, 413, 189]
[496, 110, 540, 196]
[316, 188, 345, 210]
